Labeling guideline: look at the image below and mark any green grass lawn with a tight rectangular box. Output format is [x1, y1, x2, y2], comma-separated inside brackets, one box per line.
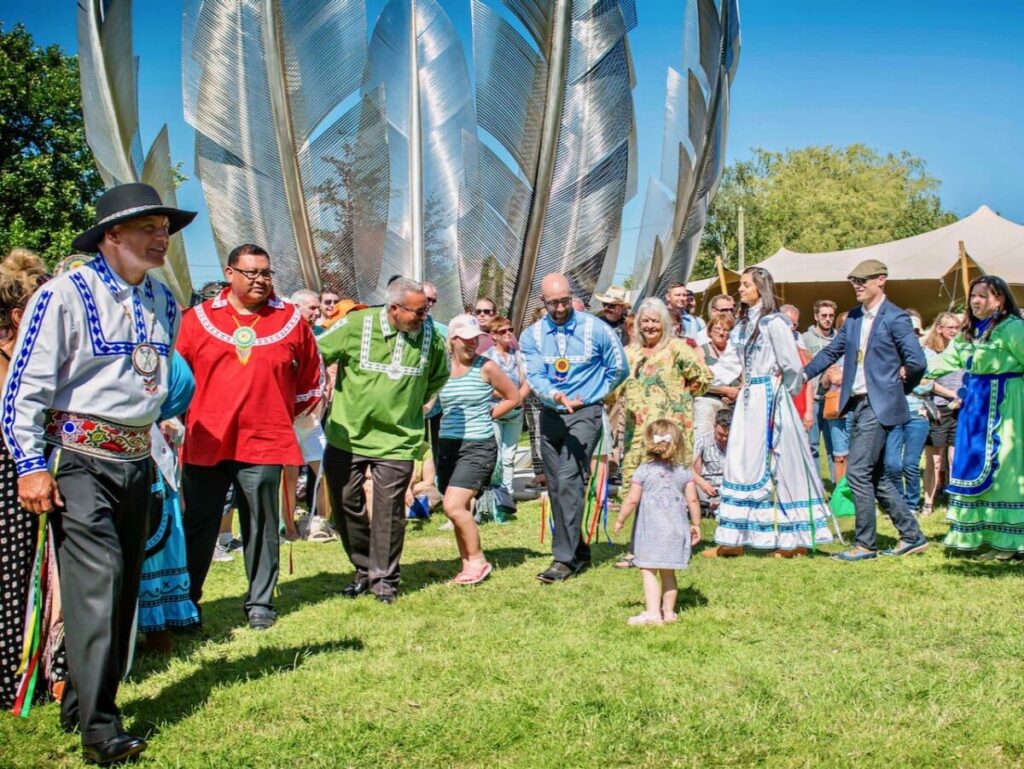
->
[5, 503, 1024, 768]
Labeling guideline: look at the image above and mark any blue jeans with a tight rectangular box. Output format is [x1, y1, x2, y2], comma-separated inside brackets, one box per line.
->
[494, 414, 523, 494]
[808, 399, 835, 481]
[845, 399, 923, 550]
[883, 415, 929, 512]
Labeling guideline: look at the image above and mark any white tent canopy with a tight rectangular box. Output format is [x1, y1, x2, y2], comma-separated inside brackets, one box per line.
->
[689, 205, 1024, 321]
[755, 205, 1024, 284]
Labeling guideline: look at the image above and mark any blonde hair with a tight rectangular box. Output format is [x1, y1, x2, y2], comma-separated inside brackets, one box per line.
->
[922, 311, 959, 353]
[0, 249, 48, 331]
[644, 418, 682, 462]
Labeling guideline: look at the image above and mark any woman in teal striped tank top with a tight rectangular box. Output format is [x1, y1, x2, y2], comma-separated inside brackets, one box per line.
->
[437, 314, 521, 585]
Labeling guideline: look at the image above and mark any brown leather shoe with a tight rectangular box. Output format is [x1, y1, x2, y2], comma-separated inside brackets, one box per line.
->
[772, 547, 809, 559]
[701, 545, 744, 558]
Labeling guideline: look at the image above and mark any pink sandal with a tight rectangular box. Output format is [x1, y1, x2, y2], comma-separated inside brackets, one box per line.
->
[451, 562, 493, 585]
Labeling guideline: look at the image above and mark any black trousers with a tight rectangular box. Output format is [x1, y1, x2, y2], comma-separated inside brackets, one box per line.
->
[539, 404, 603, 566]
[183, 462, 282, 616]
[323, 445, 413, 598]
[51, 451, 152, 745]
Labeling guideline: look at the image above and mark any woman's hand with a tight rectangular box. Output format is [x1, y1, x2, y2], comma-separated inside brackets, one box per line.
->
[613, 517, 625, 534]
[699, 479, 717, 497]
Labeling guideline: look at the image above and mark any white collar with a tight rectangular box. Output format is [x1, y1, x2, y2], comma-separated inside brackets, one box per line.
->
[211, 288, 284, 310]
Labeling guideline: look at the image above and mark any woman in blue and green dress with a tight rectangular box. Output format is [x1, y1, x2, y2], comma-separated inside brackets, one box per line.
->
[926, 275, 1024, 557]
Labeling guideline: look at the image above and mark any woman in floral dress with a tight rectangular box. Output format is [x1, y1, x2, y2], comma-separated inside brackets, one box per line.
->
[618, 298, 712, 483]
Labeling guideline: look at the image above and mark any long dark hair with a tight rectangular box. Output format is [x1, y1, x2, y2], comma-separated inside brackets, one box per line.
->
[962, 275, 1021, 342]
[738, 266, 780, 324]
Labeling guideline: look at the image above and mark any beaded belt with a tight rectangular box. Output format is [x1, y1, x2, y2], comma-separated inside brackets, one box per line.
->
[44, 411, 151, 461]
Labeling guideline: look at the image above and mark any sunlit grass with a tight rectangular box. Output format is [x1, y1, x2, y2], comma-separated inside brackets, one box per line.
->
[4, 500, 1024, 768]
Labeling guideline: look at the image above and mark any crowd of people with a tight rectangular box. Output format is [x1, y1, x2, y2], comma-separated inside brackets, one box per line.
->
[0, 182, 1022, 765]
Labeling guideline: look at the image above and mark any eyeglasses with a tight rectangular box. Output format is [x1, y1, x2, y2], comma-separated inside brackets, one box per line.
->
[473, 308, 494, 316]
[544, 297, 572, 309]
[849, 275, 882, 287]
[425, 296, 437, 306]
[601, 303, 624, 310]
[493, 328, 514, 335]
[231, 267, 275, 281]
[397, 304, 429, 318]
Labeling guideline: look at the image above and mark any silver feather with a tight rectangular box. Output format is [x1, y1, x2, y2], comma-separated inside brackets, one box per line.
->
[356, 0, 475, 320]
[632, 0, 740, 299]
[77, 0, 194, 304]
[470, 0, 638, 329]
[183, 0, 368, 296]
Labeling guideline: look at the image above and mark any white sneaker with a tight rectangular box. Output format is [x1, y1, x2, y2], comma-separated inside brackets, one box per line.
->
[212, 543, 234, 562]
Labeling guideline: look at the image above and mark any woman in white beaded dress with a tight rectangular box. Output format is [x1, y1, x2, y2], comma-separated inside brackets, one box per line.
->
[703, 267, 839, 557]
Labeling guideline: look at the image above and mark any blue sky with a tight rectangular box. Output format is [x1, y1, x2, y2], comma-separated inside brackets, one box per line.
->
[4, 0, 1022, 288]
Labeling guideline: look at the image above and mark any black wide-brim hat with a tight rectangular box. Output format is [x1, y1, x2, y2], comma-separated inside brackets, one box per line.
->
[72, 183, 197, 252]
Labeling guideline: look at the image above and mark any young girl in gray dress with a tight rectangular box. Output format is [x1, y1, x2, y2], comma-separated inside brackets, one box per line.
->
[614, 419, 702, 626]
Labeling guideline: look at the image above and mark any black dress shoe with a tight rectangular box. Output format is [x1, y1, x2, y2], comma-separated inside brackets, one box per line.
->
[82, 733, 147, 765]
[571, 559, 591, 576]
[341, 581, 370, 599]
[247, 611, 276, 631]
[375, 593, 397, 605]
[536, 561, 574, 583]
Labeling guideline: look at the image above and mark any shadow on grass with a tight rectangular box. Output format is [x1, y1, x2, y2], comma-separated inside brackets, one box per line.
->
[620, 585, 709, 612]
[129, 638, 363, 734]
[940, 559, 1024, 579]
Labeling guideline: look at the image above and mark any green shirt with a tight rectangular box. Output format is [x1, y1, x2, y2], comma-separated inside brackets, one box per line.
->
[317, 306, 449, 459]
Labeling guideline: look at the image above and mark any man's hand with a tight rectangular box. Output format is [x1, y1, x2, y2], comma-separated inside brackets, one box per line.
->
[18, 470, 62, 516]
[698, 479, 718, 498]
[553, 392, 584, 414]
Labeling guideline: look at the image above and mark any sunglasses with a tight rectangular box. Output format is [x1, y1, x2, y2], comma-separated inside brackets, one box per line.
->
[849, 275, 882, 287]
[473, 308, 495, 316]
[492, 328, 514, 335]
[397, 303, 429, 318]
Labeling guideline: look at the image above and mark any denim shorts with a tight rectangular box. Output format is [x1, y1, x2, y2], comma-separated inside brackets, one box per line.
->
[827, 416, 850, 458]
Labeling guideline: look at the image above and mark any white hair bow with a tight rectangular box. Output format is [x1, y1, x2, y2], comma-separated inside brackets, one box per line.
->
[652, 434, 671, 444]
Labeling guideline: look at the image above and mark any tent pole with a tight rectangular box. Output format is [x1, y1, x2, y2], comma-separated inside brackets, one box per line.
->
[715, 254, 728, 294]
[958, 241, 971, 304]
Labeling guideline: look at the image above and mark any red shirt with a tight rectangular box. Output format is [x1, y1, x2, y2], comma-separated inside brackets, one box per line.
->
[176, 290, 323, 467]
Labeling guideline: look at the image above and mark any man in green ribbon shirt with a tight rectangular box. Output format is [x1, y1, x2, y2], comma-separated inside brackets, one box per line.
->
[317, 278, 449, 603]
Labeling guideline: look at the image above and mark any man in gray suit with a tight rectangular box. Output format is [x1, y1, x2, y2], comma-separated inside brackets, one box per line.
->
[804, 259, 928, 561]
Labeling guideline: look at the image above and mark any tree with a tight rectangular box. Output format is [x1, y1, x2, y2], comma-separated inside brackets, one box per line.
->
[0, 25, 103, 263]
[692, 144, 957, 279]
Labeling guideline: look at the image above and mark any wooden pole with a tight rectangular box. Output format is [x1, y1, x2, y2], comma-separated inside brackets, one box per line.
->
[737, 206, 746, 271]
[715, 253, 728, 294]
[958, 240, 971, 303]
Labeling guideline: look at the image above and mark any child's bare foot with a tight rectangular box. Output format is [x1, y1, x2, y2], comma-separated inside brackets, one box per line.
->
[661, 611, 677, 623]
[627, 612, 663, 626]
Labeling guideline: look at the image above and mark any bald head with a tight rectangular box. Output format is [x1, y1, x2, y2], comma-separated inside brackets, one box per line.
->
[540, 273, 573, 324]
[541, 273, 570, 298]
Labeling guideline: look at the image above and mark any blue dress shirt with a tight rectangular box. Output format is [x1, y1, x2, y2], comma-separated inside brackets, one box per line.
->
[519, 311, 628, 411]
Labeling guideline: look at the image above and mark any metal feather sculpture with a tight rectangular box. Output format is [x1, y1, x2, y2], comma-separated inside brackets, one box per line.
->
[356, 0, 476, 320]
[630, 0, 740, 300]
[182, 0, 370, 297]
[77, 0, 194, 305]
[465, 0, 638, 330]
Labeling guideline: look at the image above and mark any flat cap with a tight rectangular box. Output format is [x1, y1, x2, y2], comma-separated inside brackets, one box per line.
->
[848, 259, 888, 279]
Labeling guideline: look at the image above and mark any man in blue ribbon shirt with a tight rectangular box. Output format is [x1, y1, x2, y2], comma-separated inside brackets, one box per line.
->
[520, 274, 628, 582]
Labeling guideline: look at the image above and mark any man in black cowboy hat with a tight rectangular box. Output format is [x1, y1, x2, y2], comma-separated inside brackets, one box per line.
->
[1, 183, 195, 765]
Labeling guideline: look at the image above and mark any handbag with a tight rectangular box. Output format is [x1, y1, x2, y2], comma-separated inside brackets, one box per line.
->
[829, 476, 856, 518]
[823, 389, 841, 420]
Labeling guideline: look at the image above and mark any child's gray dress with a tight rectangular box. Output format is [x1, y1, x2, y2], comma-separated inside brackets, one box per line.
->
[632, 461, 694, 569]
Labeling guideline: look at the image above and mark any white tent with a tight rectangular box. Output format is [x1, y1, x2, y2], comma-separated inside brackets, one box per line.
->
[691, 205, 1024, 322]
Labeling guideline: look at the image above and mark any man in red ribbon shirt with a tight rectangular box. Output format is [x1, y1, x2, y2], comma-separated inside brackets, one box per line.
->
[177, 244, 323, 630]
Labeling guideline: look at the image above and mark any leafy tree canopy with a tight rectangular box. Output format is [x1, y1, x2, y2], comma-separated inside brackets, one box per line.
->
[692, 144, 957, 279]
[0, 24, 103, 264]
